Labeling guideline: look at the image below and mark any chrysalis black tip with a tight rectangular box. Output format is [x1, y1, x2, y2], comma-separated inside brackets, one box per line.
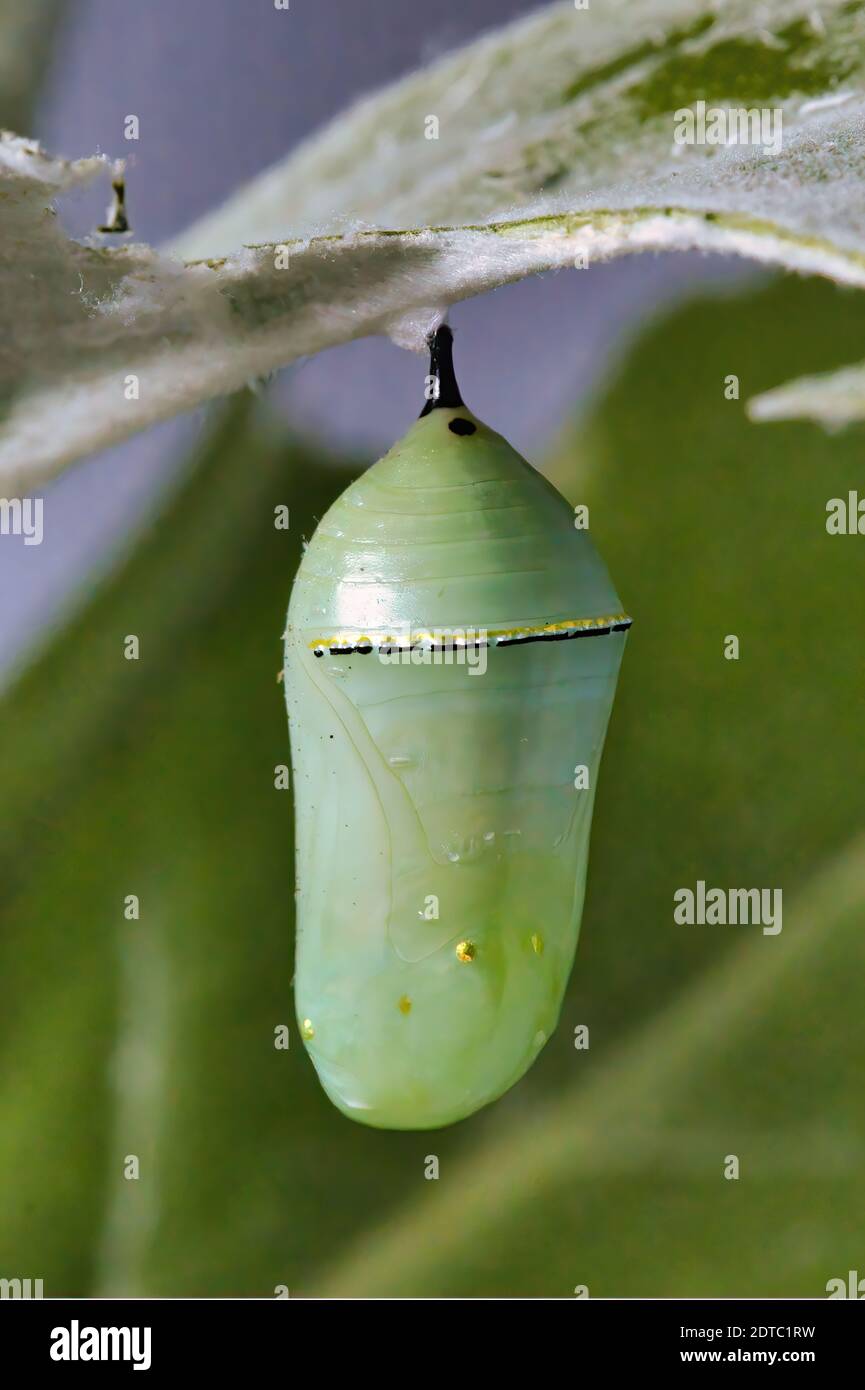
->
[419, 324, 465, 417]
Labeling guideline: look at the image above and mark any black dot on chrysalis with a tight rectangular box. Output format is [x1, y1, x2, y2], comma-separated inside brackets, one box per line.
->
[449, 418, 476, 436]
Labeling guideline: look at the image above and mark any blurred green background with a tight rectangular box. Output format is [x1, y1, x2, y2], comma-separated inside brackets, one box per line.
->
[2, 270, 864, 1296]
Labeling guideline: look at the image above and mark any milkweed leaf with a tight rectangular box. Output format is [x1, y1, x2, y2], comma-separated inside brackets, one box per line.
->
[4, 0, 865, 487]
[749, 357, 865, 426]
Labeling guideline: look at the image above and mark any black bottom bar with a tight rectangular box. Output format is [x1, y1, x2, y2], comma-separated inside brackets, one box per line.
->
[0, 1295, 858, 1374]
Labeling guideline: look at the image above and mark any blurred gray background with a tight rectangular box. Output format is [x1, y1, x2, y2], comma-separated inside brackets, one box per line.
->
[0, 0, 749, 682]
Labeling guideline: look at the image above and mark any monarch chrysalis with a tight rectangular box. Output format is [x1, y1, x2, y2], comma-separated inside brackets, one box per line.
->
[284, 327, 631, 1129]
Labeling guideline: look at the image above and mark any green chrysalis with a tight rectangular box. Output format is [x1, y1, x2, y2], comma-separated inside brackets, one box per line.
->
[284, 327, 630, 1129]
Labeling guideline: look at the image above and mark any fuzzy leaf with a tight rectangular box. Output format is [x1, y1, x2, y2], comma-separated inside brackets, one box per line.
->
[4, 0, 865, 486]
[749, 358, 865, 425]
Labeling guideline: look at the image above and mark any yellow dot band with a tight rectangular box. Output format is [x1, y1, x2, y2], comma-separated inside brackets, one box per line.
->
[305, 613, 633, 655]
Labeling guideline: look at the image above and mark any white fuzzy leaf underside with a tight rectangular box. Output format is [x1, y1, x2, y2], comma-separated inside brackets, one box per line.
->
[749, 359, 865, 425]
[4, 0, 865, 489]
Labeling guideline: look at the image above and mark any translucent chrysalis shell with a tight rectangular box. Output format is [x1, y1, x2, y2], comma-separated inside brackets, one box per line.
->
[284, 328, 630, 1129]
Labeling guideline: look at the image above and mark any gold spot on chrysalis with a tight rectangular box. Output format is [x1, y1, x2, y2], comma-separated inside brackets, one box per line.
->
[301, 1018, 315, 1040]
[531, 932, 544, 955]
[456, 940, 476, 963]
[398, 995, 412, 1015]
